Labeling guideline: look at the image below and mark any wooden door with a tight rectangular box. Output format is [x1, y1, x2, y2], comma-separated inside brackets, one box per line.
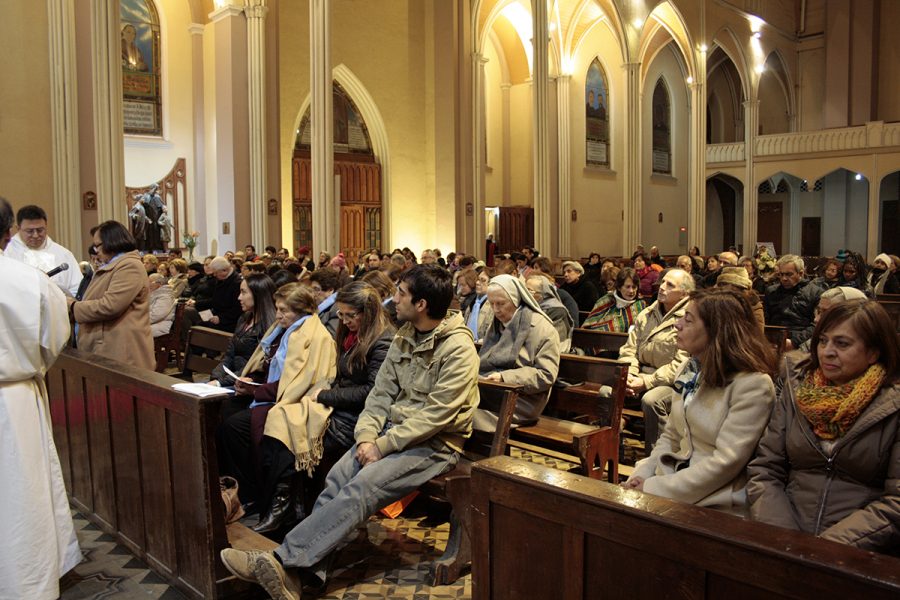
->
[498, 206, 534, 254]
[757, 201, 783, 255]
[801, 217, 821, 256]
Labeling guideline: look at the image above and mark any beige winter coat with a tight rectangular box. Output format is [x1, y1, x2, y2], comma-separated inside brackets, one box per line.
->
[618, 296, 690, 390]
[354, 312, 480, 456]
[72, 250, 154, 371]
[747, 355, 900, 552]
[242, 317, 337, 456]
[631, 364, 775, 510]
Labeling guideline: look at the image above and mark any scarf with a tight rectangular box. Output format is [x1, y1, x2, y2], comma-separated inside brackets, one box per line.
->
[467, 294, 487, 337]
[261, 315, 311, 383]
[614, 291, 637, 309]
[796, 363, 886, 440]
[342, 331, 358, 352]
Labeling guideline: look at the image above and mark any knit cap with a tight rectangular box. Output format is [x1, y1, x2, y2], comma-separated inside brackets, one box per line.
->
[716, 266, 752, 289]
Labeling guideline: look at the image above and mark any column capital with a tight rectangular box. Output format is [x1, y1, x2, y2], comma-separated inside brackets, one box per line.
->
[473, 52, 488, 64]
[621, 62, 641, 71]
[742, 99, 760, 109]
[244, 0, 268, 19]
[209, 5, 244, 22]
[187, 22, 205, 35]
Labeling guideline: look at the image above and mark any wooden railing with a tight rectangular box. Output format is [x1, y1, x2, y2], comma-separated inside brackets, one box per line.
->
[471, 456, 900, 600]
[47, 349, 240, 599]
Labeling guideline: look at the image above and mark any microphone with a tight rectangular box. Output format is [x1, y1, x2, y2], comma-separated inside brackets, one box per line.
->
[46, 263, 70, 278]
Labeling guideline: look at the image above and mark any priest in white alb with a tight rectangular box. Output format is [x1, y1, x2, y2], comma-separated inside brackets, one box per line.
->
[0, 197, 81, 599]
[3, 204, 82, 296]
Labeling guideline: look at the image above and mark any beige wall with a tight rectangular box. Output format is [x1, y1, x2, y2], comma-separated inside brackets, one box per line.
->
[641, 44, 689, 255]
[877, 0, 900, 122]
[278, 0, 458, 256]
[568, 20, 625, 258]
[0, 2, 53, 226]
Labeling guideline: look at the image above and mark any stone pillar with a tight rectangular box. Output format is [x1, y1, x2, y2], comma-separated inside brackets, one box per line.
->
[209, 3, 250, 253]
[310, 0, 335, 256]
[688, 76, 707, 251]
[742, 99, 759, 251]
[188, 23, 207, 252]
[531, 0, 551, 254]
[245, 0, 268, 250]
[91, 0, 126, 223]
[500, 82, 511, 205]
[556, 74, 571, 256]
[473, 52, 488, 252]
[47, 0, 81, 249]
[622, 62, 641, 256]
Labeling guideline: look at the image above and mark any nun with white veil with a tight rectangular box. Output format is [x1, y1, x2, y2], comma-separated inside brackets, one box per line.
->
[475, 274, 561, 431]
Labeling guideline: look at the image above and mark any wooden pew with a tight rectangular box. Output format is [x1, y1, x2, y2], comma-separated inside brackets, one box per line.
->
[471, 456, 900, 600]
[181, 326, 234, 379]
[877, 300, 900, 332]
[511, 354, 628, 482]
[421, 379, 521, 586]
[570, 327, 628, 358]
[47, 348, 259, 599]
[154, 299, 187, 372]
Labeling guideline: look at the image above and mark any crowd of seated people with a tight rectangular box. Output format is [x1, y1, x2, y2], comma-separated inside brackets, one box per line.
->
[34, 214, 899, 597]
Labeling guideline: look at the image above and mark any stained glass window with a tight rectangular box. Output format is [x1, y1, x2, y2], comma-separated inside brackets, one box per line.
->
[652, 78, 671, 174]
[585, 58, 610, 167]
[121, 0, 162, 136]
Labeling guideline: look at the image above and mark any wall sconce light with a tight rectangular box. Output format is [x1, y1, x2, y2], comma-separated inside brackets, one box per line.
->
[571, 209, 578, 222]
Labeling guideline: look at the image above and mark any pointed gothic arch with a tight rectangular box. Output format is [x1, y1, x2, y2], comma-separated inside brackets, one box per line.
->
[290, 65, 391, 259]
[652, 77, 672, 174]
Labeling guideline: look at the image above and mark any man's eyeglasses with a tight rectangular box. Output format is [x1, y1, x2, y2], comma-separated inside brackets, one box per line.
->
[22, 227, 47, 236]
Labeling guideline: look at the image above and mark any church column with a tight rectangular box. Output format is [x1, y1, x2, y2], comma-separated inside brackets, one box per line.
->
[622, 62, 641, 256]
[310, 0, 335, 256]
[500, 82, 511, 205]
[188, 23, 207, 252]
[556, 74, 571, 256]
[688, 72, 707, 251]
[91, 0, 125, 223]
[742, 99, 759, 252]
[208, 3, 250, 253]
[48, 0, 81, 249]
[473, 52, 488, 255]
[245, 0, 268, 250]
[531, 0, 551, 254]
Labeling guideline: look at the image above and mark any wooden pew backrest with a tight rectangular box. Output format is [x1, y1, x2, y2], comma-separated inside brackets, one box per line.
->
[48, 348, 233, 599]
[183, 326, 234, 377]
[471, 456, 900, 600]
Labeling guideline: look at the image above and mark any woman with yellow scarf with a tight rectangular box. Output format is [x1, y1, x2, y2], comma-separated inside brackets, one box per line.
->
[748, 300, 900, 553]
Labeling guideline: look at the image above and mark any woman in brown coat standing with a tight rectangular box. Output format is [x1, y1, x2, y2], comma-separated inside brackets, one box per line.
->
[68, 221, 154, 370]
[747, 300, 900, 553]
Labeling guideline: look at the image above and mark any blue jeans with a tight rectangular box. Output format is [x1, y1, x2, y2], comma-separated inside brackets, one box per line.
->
[275, 442, 457, 581]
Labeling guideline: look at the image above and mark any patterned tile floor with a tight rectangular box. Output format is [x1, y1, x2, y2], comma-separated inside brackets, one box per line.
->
[60, 446, 643, 599]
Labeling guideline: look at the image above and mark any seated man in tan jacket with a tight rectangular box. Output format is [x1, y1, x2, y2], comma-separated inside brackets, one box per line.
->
[618, 269, 693, 452]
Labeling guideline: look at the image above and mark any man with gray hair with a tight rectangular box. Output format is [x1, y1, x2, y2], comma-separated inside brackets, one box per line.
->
[618, 269, 694, 452]
[764, 254, 822, 348]
[718, 251, 739, 266]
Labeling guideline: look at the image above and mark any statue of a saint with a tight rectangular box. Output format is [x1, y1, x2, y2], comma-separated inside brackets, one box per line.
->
[128, 194, 151, 250]
[141, 183, 165, 252]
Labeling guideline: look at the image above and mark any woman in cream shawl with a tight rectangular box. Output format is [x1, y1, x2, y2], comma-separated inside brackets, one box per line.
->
[217, 283, 336, 510]
[475, 274, 561, 431]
